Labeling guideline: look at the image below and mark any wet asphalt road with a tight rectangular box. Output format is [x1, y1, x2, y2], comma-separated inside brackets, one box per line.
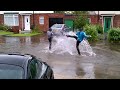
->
[0, 35, 120, 79]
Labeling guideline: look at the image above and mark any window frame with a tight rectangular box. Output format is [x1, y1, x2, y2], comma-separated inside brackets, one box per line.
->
[4, 14, 19, 26]
[39, 16, 44, 25]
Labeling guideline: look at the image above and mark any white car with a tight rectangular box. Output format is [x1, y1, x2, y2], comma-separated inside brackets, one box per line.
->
[51, 24, 70, 36]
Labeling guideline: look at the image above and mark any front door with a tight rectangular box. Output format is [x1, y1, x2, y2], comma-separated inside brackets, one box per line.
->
[24, 16, 30, 30]
[104, 17, 112, 33]
[65, 19, 73, 30]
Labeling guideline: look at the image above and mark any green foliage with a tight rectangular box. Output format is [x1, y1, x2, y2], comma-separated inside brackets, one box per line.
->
[72, 11, 88, 15]
[0, 24, 11, 31]
[32, 25, 43, 34]
[73, 11, 88, 29]
[84, 24, 98, 42]
[74, 15, 88, 29]
[96, 24, 103, 34]
[108, 28, 120, 43]
[54, 11, 65, 14]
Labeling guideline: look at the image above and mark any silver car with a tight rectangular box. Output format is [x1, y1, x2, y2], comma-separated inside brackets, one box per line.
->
[51, 24, 70, 36]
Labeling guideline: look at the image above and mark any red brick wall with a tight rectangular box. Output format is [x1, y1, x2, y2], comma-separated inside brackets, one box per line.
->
[19, 15, 23, 30]
[90, 15, 98, 25]
[48, 14, 64, 18]
[30, 14, 49, 32]
[113, 15, 120, 28]
[0, 14, 4, 24]
[30, 14, 64, 33]
[88, 15, 102, 26]
[0, 14, 20, 33]
[64, 15, 75, 20]
[3, 13, 117, 33]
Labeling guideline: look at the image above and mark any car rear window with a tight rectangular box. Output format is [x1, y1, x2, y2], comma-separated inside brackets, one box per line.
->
[0, 64, 24, 79]
[51, 24, 63, 28]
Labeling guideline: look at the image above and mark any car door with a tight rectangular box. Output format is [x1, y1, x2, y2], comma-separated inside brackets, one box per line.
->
[27, 58, 54, 79]
[27, 60, 37, 79]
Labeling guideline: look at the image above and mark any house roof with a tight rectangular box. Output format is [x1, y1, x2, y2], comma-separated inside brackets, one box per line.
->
[0, 11, 54, 14]
[95, 11, 120, 15]
[100, 14, 115, 16]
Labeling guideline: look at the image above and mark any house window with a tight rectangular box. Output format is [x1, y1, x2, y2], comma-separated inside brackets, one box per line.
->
[39, 16, 44, 25]
[4, 14, 19, 26]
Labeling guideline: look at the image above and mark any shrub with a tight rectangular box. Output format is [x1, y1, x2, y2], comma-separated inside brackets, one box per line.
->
[84, 24, 98, 42]
[31, 25, 44, 35]
[74, 15, 88, 29]
[32, 25, 39, 33]
[108, 28, 120, 43]
[0, 24, 11, 31]
[96, 24, 103, 34]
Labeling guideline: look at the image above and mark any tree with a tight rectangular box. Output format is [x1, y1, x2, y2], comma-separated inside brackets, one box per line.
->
[54, 11, 73, 14]
[73, 11, 89, 29]
[54, 11, 65, 14]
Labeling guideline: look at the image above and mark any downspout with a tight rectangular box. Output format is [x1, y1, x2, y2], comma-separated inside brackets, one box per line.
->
[112, 15, 114, 28]
[22, 15, 23, 31]
[33, 11, 35, 28]
[102, 16, 104, 34]
[97, 11, 99, 24]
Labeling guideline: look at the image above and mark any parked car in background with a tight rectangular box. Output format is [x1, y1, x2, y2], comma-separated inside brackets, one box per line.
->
[0, 53, 54, 79]
[50, 24, 71, 36]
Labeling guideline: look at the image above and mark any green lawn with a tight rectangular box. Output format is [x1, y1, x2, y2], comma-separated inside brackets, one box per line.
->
[0, 31, 42, 36]
[8, 33, 41, 37]
[0, 31, 13, 35]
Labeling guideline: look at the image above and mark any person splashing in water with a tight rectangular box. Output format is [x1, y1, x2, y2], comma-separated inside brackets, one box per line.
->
[66, 27, 91, 55]
[47, 28, 54, 50]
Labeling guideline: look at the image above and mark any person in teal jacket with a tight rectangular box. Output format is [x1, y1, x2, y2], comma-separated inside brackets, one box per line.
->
[66, 28, 91, 55]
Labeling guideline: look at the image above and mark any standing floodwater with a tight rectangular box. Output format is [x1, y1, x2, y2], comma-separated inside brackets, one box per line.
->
[43, 31, 96, 56]
[0, 35, 120, 79]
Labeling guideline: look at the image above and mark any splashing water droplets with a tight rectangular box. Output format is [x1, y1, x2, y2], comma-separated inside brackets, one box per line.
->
[44, 31, 96, 56]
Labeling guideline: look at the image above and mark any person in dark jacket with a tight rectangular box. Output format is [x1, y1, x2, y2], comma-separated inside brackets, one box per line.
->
[47, 28, 54, 50]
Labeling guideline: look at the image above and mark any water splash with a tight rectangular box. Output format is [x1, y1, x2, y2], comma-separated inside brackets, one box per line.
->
[43, 31, 96, 56]
[79, 39, 96, 56]
[50, 36, 76, 55]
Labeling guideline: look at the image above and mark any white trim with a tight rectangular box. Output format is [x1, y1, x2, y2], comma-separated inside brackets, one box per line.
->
[88, 18, 91, 23]
[111, 16, 114, 28]
[102, 16, 104, 33]
[20, 13, 32, 15]
[39, 16, 44, 25]
[4, 14, 19, 26]
[103, 16, 113, 33]
[103, 17, 105, 33]
[24, 16, 30, 31]
[101, 14, 115, 16]
[0, 11, 54, 14]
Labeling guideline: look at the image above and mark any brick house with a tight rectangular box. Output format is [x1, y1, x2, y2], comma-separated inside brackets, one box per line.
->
[89, 11, 120, 33]
[0, 11, 65, 33]
[0, 11, 120, 33]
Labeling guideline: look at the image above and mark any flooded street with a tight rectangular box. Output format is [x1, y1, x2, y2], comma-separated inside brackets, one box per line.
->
[0, 35, 120, 79]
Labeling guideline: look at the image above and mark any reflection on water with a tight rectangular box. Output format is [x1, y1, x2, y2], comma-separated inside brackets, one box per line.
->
[0, 35, 42, 53]
[0, 34, 120, 79]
